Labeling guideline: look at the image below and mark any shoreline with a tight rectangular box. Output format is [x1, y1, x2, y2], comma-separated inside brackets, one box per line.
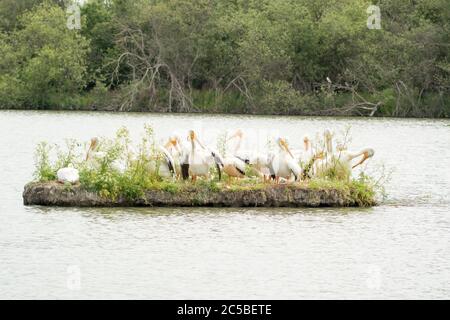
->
[1, 108, 449, 120]
[22, 182, 376, 208]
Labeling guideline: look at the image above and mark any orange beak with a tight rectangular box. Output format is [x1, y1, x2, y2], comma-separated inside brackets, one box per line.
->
[352, 152, 369, 169]
[280, 139, 294, 159]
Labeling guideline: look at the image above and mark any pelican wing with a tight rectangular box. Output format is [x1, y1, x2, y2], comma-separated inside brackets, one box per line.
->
[286, 157, 302, 181]
[211, 151, 224, 180]
[159, 146, 176, 176]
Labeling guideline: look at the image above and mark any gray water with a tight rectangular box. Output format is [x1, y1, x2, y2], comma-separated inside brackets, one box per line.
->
[0, 110, 449, 299]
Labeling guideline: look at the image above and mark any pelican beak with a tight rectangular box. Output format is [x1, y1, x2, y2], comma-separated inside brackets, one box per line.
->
[304, 138, 309, 150]
[90, 138, 98, 150]
[189, 131, 195, 141]
[195, 138, 206, 149]
[280, 139, 294, 158]
[164, 138, 177, 150]
[352, 152, 369, 169]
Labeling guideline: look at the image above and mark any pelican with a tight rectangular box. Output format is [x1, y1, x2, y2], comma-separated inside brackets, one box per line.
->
[313, 129, 335, 176]
[270, 138, 302, 183]
[298, 134, 314, 167]
[57, 164, 79, 184]
[249, 152, 275, 182]
[163, 134, 188, 179]
[226, 129, 244, 156]
[226, 129, 274, 181]
[323, 128, 334, 157]
[86, 137, 102, 161]
[222, 129, 249, 179]
[187, 130, 223, 181]
[85, 137, 127, 173]
[316, 148, 375, 179]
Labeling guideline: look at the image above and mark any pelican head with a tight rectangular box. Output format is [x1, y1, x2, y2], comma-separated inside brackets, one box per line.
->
[89, 137, 99, 150]
[352, 148, 375, 168]
[169, 136, 178, 145]
[323, 128, 333, 141]
[303, 135, 310, 151]
[165, 134, 180, 151]
[188, 130, 206, 149]
[188, 130, 196, 141]
[227, 129, 243, 141]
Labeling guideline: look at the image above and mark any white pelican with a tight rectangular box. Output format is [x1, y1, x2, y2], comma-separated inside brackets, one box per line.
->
[163, 133, 188, 179]
[249, 152, 275, 182]
[323, 128, 334, 157]
[316, 148, 375, 179]
[270, 138, 302, 183]
[57, 164, 79, 184]
[187, 130, 223, 181]
[222, 129, 249, 179]
[85, 137, 127, 173]
[298, 134, 314, 167]
[313, 129, 336, 176]
[226, 129, 244, 156]
[226, 129, 274, 181]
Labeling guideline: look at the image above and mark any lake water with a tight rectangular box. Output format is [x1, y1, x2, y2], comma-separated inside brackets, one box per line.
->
[0, 110, 449, 299]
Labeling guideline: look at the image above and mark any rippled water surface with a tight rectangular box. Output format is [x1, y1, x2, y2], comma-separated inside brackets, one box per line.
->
[0, 110, 449, 299]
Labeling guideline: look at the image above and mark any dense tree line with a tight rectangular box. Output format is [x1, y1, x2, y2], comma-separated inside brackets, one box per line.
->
[0, 0, 448, 117]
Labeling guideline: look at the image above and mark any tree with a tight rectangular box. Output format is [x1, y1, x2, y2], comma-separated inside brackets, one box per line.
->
[0, 1, 90, 107]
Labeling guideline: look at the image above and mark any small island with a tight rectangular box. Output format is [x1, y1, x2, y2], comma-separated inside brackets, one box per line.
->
[23, 180, 375, 208]
[23, 126, 382, 208]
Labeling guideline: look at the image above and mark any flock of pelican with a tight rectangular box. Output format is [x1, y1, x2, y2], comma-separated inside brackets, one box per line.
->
[57, 128, 374, 185]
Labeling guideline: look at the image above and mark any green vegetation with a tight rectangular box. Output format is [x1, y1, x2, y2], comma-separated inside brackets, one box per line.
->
[33, 126, 382, 206]
[1, 0, 448, 117]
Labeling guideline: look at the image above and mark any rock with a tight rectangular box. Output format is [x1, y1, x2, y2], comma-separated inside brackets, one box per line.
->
[22, 181, 366, 207]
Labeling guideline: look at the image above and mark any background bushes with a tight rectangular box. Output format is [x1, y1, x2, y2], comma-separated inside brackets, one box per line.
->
[0, 0, 448, 117]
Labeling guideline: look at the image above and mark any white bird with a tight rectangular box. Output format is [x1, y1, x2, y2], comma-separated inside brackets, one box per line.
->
[249, 152, 275, 182]
[226, 129, 274, 181]
[222, 129, 248, 179]
[226, 129, 245, 156]
[187, 130, 223, 181]
[313, 129, 336, 175]
[57, 164, 79, 184]
[163, 133, 188, 179]
[316, 147, 375, 179]
[85, 137, 127, 173]
[269, 138, 302, 183]
[298, 134, 314, 165]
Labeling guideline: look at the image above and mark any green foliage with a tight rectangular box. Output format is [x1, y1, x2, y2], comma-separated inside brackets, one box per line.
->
[0, 1, 89, 108]
[32, 125, 383, 206]
[0, 0, 447, 117]
[348, 173, 377, 207]
[34, 142, 57, 182]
